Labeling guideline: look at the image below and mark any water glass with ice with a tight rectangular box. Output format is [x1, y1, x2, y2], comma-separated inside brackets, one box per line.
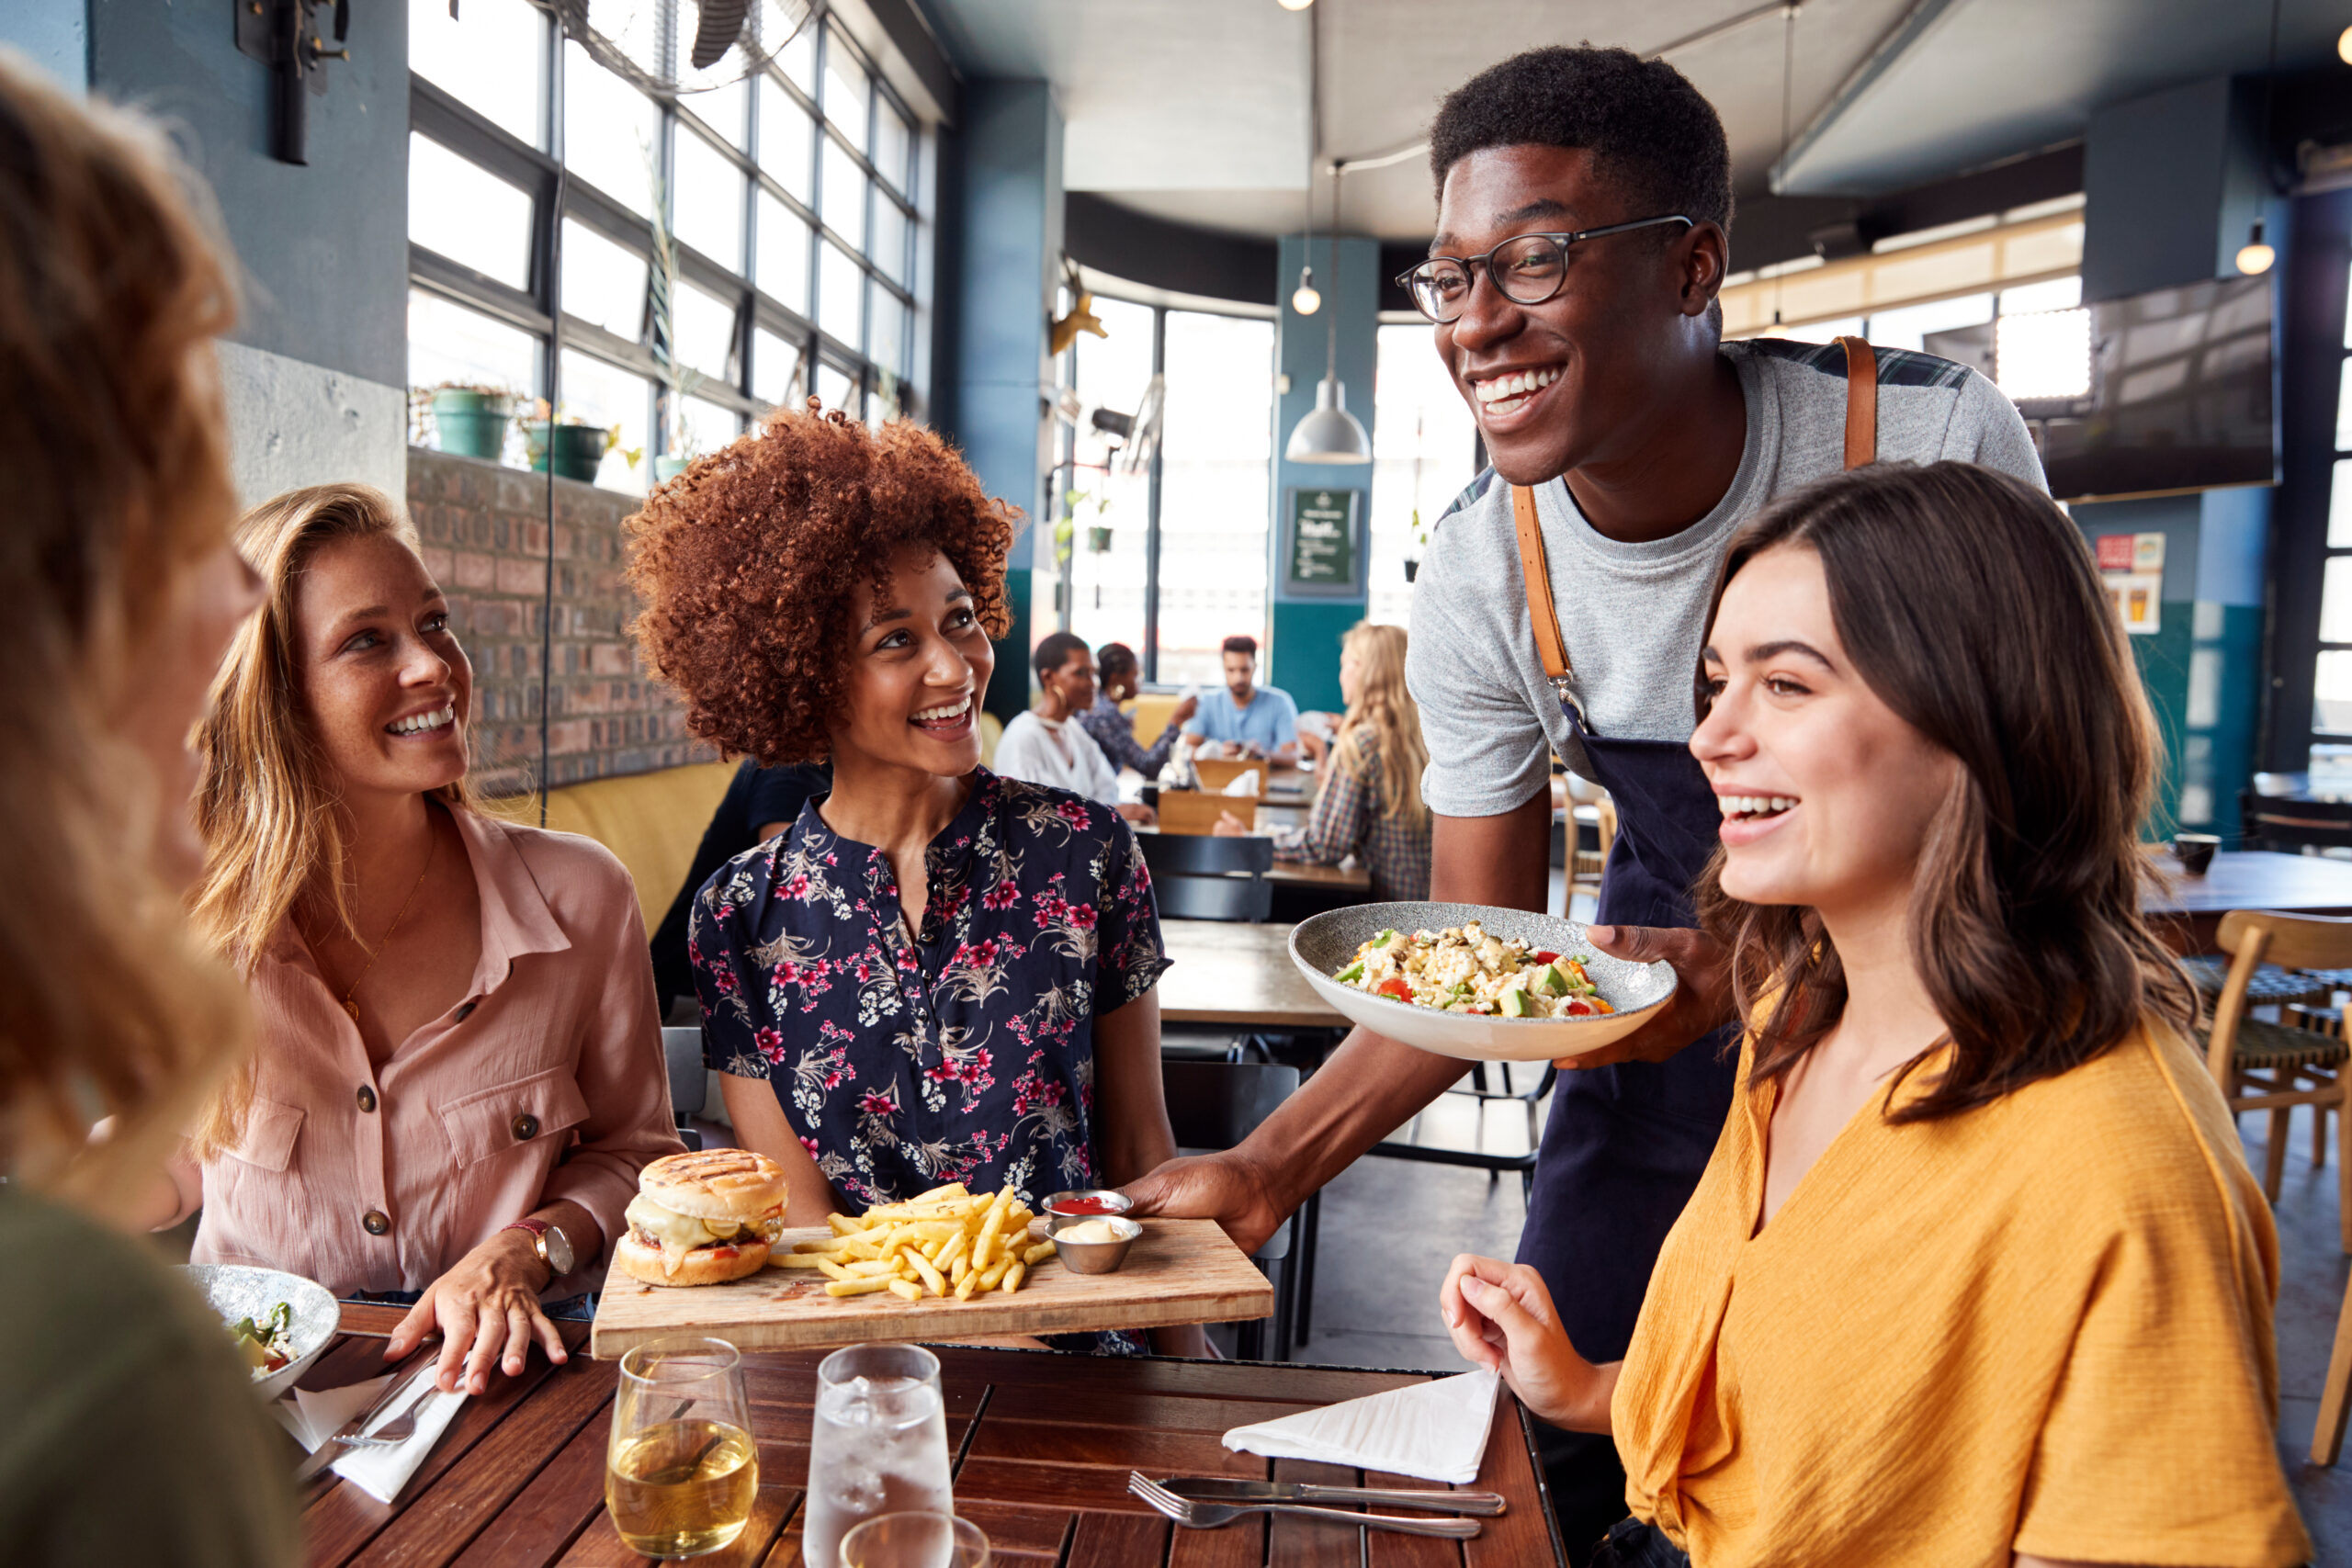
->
[803, 1343, 954, 1568]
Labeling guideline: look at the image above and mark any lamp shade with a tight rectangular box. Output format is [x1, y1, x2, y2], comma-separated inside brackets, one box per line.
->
[1286, 375, 1371, 464]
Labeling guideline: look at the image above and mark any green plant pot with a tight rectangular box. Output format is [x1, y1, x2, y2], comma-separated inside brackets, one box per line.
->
[528, 422, 608, 482]
[431, 389, 512, 460]
[653, 455, 692, 482]
[1087, 525, 1114, 554]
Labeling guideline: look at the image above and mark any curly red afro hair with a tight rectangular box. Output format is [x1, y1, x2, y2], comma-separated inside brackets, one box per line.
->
[626, 402, 1019, 766]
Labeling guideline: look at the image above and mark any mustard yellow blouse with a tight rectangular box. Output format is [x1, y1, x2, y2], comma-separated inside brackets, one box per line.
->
[1612, 1015, 2309, 1566]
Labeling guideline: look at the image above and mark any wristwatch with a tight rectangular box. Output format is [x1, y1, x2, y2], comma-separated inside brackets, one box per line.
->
[500, 1216, 576, 1279]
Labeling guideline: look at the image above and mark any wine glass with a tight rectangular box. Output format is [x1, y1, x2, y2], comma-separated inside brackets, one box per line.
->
[802, 1343, 953, 1568]
[605, 1336, 758, 1560]
[840, 1511, 991, 1567]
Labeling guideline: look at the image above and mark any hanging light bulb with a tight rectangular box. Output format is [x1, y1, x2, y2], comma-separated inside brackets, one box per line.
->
[2339, 24, 2352, 63]
[2236, 218, 2275, 276]
[1277, 0, 1314, 9]
[1291, 264, 1321, 315]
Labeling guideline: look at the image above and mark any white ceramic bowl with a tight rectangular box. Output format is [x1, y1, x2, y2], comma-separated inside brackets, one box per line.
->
[180, 1263, 340, 1402]
[1288, 901, 1677, 1063]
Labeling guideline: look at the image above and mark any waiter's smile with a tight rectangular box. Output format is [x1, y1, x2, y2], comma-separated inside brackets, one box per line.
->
[1464, 362, 1566, 430]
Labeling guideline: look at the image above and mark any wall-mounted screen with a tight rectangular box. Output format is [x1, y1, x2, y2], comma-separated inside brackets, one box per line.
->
[2025, 275, 2275, 502]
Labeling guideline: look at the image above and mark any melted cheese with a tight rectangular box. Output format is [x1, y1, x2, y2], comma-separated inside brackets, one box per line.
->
[627, 1193, 735, 1277]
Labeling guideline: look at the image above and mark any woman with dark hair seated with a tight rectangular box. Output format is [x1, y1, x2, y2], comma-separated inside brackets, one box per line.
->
[1442, 463, 2308, 1566]
[1078, 641, 1195, 781]
[628, 403, 1202, 1355]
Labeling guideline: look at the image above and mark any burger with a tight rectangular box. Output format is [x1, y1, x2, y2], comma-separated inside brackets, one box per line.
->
[617, 1149, 788, 1285]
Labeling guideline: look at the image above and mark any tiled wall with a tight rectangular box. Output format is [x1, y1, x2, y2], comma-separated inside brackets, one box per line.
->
[407, 448, 717, 797]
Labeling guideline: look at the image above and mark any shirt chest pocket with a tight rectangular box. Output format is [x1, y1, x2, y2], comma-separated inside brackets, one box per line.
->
[436, 1066, 592, 1168]
[223, 1098, 306, 1172]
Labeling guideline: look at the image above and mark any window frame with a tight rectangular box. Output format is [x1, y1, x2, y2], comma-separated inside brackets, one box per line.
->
[406, 1, 923, 476]
[2277, 192, 2352, 766]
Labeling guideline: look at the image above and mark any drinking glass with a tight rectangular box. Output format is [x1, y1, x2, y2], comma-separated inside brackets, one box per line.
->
[606, 1336, 759, 1560]
[840, 1512, 990, 1568]
[803, 1343, 954, 1568]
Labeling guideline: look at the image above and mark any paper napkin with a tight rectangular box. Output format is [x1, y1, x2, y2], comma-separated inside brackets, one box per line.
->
[1221, 1367, 1501, 1485]
[277, 1374, 390, 1450]
[331, 1382, 468, 1503]
[1223, 770, 1261, 797]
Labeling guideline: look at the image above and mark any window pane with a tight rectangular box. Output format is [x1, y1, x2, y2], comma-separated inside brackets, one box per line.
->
[563, 45, 659, 216]
[409, 0, 547, 147]
[556, 350, 650, 492]
[1867, 292, 1993, 352]
[823, 29, 868, 150]
[867, 277, 906, 378]
[755, 192, 811, 311]
[1159, 311, 1274, 685]
[676, 1, 748, 141]
[2001, 275, 2081, 315]
[777, 23, 816, 94]
[870, 196, 908, 285]
[756, 76, 815, 201]
[409, 133, 534, 290]
[1996, 308, 2093, 401]
[409, 287, 540, 401]
[2332, 458, 2352, 549]
[1369, 322, 1477, 629]
[673, 281, 739, 380]
[561, 220, 648, 340]
[820, 137, 865, 244]
[818, 242, 863, 346]
[2339, 357, 2352, 453]
[752, 327, 805, 410]
[672, 125, 744, 269]
[2325, 555, 2352, 645]
[1066, 299, 1156, 658]
[673, 393, 741, 457]
[874, 101, 910, 193]
[2320, 649, 2352, 735]
[815, 360, 854, 412]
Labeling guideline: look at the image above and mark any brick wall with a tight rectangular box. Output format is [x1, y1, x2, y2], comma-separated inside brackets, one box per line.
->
[406, 447, 718, 797]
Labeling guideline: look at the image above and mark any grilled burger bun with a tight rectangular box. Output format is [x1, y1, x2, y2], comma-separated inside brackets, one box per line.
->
[618, 1148, 788, 1285]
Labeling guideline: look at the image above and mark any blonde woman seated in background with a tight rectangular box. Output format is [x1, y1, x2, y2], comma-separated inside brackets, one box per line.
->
[0, 51, 294, 1564]
[1442, 464, 2307, 1568]
[153, 484, 683, 1398]
[1217, 623, 1431, 901]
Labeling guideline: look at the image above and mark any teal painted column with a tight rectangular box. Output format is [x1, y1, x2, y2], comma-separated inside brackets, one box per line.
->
[949, 81, 1062, 726]
[1269, 231, 1378, 715]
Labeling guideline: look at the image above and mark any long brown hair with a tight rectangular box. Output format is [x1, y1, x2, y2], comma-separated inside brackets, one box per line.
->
[0, 51, 251, 1201]
[1693, 461, 2196, 1122]
[1333, 623, 1428, 824]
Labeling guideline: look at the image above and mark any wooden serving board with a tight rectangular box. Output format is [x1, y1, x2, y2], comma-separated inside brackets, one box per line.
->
[588, 1218, 1272, 1359]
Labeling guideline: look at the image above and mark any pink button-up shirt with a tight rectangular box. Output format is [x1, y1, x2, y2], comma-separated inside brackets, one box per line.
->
[179, 807, 684, 1296]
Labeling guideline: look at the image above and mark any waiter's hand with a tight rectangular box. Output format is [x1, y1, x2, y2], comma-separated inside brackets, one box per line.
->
[1121, 1152, 1284, 1258]
[1558, 924, 1736, 1070]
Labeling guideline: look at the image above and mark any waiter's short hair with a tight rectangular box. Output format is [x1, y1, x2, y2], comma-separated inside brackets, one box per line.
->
[1221, 635, 1258, 660]
[1428, 46, 1733, 233]
[1034, 630, 1091, 681]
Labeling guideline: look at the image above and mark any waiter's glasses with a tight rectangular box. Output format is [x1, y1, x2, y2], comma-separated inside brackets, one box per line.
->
[1396, 216, 1695, 324]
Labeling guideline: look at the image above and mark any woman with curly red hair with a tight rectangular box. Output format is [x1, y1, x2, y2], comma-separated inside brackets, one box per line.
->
[629, 405, 1200, 1355]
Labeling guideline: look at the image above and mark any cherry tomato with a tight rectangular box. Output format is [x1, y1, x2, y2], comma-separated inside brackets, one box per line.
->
[1376, 976, 1412, 1002]
[1530, 950, 1558, 964]
[1564, 997, 1595, 1017]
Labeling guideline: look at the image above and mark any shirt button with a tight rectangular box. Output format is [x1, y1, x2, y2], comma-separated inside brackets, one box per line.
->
[356, 1085, 377, 1113]
[362, 1209, 390, 1236]
[512, 1112, 540, 1141]
[455, 1001, 477, 1022]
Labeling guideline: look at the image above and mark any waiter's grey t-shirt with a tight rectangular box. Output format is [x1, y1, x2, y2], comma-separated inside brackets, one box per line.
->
[1408, 338, 2047, 816]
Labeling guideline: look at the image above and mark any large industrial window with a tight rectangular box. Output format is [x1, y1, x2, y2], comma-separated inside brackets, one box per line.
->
[2308, 258, 2352, 737]
[1368, 322, 1479, 629]
[404, 0, 925, 493]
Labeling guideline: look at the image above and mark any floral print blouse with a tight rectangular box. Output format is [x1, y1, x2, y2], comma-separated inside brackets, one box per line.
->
[691, 767, 1170, 1242]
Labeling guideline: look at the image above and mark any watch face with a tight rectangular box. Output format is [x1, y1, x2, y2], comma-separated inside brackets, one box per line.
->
[543, 1224, 576, 1276]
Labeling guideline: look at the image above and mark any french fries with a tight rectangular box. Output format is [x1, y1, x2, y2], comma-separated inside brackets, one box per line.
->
[771, 1179, 1066, 1304]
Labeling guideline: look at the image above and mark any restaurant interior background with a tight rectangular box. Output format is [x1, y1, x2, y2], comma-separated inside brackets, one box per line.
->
[3, 0, 2343, 836]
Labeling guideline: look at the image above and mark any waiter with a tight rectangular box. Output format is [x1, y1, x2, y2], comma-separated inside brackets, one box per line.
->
[1125, 43, 2045, 1561]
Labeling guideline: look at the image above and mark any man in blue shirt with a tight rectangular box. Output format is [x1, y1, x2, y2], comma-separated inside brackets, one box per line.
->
[1182, 635, 1298, 761]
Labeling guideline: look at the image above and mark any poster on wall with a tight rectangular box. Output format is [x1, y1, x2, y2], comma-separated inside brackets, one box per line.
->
[1283, 487, 1363, 596]
[2106, 570, 2163, 635]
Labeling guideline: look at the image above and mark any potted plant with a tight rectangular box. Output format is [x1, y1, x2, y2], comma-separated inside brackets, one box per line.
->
[647, 147, 706, 485]
[524, 400, 640, 484]
[1067, 487, 1114, 553]
[415, 381, 516, 461]
[1404, 506, 1427, 582]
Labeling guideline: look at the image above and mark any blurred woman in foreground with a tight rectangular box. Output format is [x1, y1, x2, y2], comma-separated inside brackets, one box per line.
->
[1441, 463, 2308, 1566]
[1216, 622, 1430, 901]
[164, 483, 682, 1396]
[0, 49, 291, 1564]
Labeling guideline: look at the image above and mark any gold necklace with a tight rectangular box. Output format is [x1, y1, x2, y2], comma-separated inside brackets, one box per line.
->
[334, 827, 436, 1023]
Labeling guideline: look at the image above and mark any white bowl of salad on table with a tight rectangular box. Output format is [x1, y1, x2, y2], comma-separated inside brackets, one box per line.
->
[179, 1263, 341, 1402]
[1288, 901, 1678, 1062]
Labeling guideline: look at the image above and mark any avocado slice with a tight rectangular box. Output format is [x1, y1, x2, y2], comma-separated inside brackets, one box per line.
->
[1534, 963, 1571, 997]
[1499, 987, 1531, 1018]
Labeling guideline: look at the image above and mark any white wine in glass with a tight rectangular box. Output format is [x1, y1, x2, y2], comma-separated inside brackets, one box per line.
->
[607, 1336, 759, 1559]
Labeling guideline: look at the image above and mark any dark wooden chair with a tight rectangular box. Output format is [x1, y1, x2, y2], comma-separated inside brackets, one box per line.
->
[1161, 1059, 1309, 1361]
[2240, 786, 2352, 853]
[2199, 912, 2352, 1246]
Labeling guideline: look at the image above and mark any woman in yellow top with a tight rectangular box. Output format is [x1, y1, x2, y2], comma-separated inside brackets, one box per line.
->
[1442, 462, 2309, 1568]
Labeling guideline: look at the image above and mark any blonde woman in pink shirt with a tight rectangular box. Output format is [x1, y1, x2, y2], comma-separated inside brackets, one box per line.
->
[155, 483, 684, 1397]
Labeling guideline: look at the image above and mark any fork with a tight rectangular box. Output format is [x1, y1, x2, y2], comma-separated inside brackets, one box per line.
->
[1126, 1472, 1480, 1540]
[345, 1360, 446, 1448]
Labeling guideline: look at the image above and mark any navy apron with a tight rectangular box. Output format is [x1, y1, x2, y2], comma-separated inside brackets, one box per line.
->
[1511, 337, 1878, 1563]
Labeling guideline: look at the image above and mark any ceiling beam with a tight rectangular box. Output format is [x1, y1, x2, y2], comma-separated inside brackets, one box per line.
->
[1772, 0, 1965, 196]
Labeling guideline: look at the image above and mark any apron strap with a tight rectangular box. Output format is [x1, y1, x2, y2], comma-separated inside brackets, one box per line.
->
[1510, 483, 1574, 689]
[1838, 335, 1878, 468]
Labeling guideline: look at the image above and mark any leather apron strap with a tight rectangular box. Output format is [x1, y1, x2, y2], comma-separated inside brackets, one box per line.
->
[1838, 335, 1878, 468]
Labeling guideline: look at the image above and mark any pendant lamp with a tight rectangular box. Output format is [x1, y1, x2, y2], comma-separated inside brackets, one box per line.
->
[1285, 174, 1369, 462]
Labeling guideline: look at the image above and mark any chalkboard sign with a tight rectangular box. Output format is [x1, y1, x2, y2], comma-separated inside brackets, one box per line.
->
[1283, 487, 1362, 594]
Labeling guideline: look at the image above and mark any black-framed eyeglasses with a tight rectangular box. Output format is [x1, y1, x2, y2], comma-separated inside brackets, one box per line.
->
[1396, 216, 1695, 323]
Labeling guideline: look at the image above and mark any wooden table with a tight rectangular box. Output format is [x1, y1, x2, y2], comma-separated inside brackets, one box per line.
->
[2143, 849, 2352, 953]
[1158, 919, 1349, 1029]
[299, 1304, 1564, 1567]
[1264, 860, 1371, 892]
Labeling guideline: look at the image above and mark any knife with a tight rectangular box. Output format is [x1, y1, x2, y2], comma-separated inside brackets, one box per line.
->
[293, 1357, 438, 1482]
[1161, 1478, 1507, 1516]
